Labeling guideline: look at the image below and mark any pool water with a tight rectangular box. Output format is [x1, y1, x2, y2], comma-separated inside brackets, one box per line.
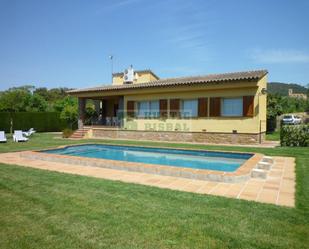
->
[44, 144, 253, 172]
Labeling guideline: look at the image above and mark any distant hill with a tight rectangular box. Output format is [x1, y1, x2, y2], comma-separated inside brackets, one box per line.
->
[268, 82, 308, 96]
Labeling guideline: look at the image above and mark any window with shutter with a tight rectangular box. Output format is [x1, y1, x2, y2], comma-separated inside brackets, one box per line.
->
[198, 98, 208, 117]
[221, 98, 243, 116]
[159, 99, 168, 118]
[181, 99, 198, 118]
[127, 101, 135, 118]
[137, 100, 159, 118]
[169, 99, 180, 118]
[243, 96, 254, 117]
[209, 97, 221, 117]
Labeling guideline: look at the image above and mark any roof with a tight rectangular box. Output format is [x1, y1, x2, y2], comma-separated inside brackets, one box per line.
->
[68, 69, 268, 94]
[112, 69, 160, 79]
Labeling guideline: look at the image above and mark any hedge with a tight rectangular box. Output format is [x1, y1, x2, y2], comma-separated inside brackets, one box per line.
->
[280, 124, 309, 147]
[0, 112, 74, 133]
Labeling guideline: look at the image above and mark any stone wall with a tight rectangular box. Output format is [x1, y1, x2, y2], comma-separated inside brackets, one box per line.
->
[91, 128, 265, 144]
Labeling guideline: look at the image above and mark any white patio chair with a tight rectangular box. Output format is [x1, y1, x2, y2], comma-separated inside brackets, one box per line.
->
[0, 131, 7, 143]
[23, 128, 36, 137]
[106, 117, 111, 126]
[13, 130, 28, 142]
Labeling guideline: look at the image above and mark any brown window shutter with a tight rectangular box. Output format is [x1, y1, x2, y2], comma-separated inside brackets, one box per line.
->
[127, 101, 135, 118]
[159, 99, 168, 118]
[198, 98, 208, 117]
[243, 96, 254, 117]
[209, 97, 221, 117]
[170, 99, 180, 118]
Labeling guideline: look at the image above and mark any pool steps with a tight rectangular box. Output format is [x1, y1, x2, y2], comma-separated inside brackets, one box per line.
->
[251, 156, 273, 179]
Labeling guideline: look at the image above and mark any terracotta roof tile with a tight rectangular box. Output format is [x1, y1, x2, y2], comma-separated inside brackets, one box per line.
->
[68, 69, 268, 94]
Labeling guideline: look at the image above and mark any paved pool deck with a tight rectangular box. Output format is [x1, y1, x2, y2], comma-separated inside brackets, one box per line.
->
[0, 152, 295, 207]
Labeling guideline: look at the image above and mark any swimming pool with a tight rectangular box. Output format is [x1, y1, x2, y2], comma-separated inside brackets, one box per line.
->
[44, 144, 253, 172]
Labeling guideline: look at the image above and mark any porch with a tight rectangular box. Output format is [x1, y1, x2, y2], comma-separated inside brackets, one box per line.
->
[78, 95, 124, 129]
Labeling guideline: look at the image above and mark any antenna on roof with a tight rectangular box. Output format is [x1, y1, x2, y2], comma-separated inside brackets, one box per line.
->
[109, 55, 114, 82]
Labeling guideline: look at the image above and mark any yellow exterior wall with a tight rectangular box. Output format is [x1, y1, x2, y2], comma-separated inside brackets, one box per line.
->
[112, 75, 123, 85]
[112, 72, 158, 85]
[122, 77, 267, 134]
[257, 75, 267, 132]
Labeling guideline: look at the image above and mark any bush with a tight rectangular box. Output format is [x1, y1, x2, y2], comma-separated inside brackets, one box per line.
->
[280, 125, 309, 147]
[62, 128, 73, 138]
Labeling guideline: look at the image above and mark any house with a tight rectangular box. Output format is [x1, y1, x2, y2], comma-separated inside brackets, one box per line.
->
[68, 67, 268, 144]
[288, 89, 307, 100]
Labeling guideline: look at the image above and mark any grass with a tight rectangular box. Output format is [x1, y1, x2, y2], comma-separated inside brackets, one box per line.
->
[266, 130, 280, 141]
[0, 133, 308, 248]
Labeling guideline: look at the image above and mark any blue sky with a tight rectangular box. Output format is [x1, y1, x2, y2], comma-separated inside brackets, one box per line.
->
[0, 0, 308, 90]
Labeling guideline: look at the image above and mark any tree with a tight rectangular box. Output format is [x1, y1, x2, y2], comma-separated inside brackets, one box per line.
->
[53, 96, 78, 129]
[60, 105, 78, 129]
[34, 87, 49, 101]
[25, 94, 48, 112]
[53, 96, 77, 113]
[267, 94, 283, 119]
[8, 85, 35, 94]
[0, 89, 29, 112]
[0, 89, 27, 133]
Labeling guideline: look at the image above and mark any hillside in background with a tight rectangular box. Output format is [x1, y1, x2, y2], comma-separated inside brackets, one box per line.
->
[268, 82, 308, 96]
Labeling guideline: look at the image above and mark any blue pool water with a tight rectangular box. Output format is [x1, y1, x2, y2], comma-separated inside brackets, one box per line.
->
[43, 144, 253, 172]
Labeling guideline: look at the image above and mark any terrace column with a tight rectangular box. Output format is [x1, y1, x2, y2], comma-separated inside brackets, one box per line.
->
[78, 98, 86, 129]
[118, 96, 124, 127]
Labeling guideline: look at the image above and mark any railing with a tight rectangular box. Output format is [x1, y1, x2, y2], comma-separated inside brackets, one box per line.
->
[84, 116, 122, 127]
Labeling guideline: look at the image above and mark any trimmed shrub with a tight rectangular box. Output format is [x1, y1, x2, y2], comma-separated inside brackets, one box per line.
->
[0, 113, 12, 133]
[280, 124, 309, 147]
[0, 112, 75, 133]
[62, 128, 73, 138]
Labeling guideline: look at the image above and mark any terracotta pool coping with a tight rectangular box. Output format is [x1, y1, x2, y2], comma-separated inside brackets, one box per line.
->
[20, 144, 263, 183]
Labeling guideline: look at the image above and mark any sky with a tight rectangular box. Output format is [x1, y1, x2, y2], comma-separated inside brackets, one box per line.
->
[0, 0, 308, 90]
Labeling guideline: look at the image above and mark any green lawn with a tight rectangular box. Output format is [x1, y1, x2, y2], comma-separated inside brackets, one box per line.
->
[266, 130, 280, 141]
[0, 133, 308, 248]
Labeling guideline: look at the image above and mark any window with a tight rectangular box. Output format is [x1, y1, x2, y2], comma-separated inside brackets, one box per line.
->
[150, 100, 159, 117]
[181, 99, 198, 118]
[137, 100, 159, 118]
[221, 98, 243, 116]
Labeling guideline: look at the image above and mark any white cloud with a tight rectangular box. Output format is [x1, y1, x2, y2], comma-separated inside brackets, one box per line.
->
[251, 49, 309, 63]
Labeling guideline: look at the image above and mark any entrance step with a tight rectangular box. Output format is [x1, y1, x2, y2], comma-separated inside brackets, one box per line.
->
[70, 128, 90, 139]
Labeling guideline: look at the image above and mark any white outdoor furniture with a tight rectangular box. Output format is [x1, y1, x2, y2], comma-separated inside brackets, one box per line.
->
[23, 128, 36, 137]
[0, 131, 7, 143]
[13, 130, 28, 142]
